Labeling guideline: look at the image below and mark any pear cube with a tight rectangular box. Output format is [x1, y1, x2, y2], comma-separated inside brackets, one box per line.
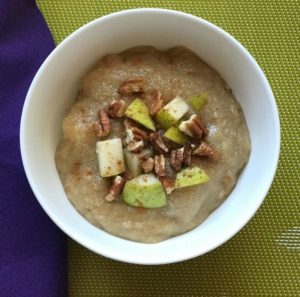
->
[122, 174, 167, 208]
[175, 167, 209, 188]
[125, 99, 156, 131]
[164, 126, 189, 145]
[96, 138, 125, 177]
[189, 93, 207, 111]
[156, 96, 189, 129]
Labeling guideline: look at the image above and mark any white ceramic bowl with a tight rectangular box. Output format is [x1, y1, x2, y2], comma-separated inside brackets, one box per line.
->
[20, 8, 280, 264]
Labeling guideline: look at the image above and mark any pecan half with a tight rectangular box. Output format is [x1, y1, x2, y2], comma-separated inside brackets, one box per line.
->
[169, 143, 194, 171]
[104, 175, 125, 202]
[141, 157, 154, 173]
[131, 127, 149, 141]
[154, 154, 166, 177]
[118, 77, 145, 95]
[93, 109, 111, 138]
[170, 148, 184, 171]
[124, 125, 148, 153]
[107, 99, 127, 118]
[124, 119, 149, 141]
[127, 139, 144, 153]
[179, 115, 208, 139]
[193, 142, 219, 160]
[159, 176, 176, 195]
[149, 89, 163, 116]
[182, 143, 194, 167]
[149, 132, 170, 154]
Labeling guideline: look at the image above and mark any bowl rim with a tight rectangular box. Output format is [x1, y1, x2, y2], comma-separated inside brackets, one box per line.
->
[20, 8, 281, 265]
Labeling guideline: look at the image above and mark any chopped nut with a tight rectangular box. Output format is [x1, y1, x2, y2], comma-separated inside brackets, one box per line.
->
[93, 109, 111, 138]
[127, 139, 144, 153]
[169, 144, 194, 171]
[183, 143, 194, 167]
[125, 128, 140, 145]
[154, 154, 166, 177]
[170, 148, 184, 171]
[179, 115, 208, 139]
[159, 177, 176, 195]
[149, 89, 163, 116]
[107, 99, 127, 118]
[104, 175, 125, 202]
[193, 142, 219, 160]
[150, 97, 162, 115]
[118, 77, 145, 95]
[131, 127, 149, 141]
[149, 132, 170, 154]
[123, 123, 148, 153]
[124, 119, 149, 141]
[193, 116, 208, 136]
[141, 157, 154, 173]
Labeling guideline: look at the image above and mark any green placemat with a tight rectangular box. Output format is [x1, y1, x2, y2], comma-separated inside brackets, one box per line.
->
[37, 1, 299, 296]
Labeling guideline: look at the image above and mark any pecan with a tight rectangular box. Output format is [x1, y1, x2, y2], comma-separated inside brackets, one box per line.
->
[154, 154, 166, 177]
[127, 139, 144, 153]
[131, 127, 149, 141]
[149, 89, 163, 116]
[179, 115, 208, 139]
[141, 157, 154, 173]
[118, 77, 145, 95]
[193, 142, 219, 160]
[169, 143, 194, 171]
[182, 143, 194, 167]
[159, 177, 176, 195]
[107, 99, 127, 118]
[93, 109, 111, 138]
[104, 175, 125, 202]
[124, 119, 149, 141]
[142, 89, 164, 116]
[149, 132, 170, 154]
[124, 125, 147, 153]
[124, 128, 140, 145]
[170, 148, 184, 171]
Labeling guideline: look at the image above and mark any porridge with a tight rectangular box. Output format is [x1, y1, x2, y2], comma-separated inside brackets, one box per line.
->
[55, 46, 251, 243]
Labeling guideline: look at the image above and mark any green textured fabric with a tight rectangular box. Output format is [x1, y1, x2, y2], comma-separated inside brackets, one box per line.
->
[37, 1, 299, 296]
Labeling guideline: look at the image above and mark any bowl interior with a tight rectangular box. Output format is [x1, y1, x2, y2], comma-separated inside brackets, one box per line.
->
[21, 9, 280, 264]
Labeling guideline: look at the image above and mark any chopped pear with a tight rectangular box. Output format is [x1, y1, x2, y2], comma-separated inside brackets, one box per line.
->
[125, 99, 156, 131]
[189, 93, 207, 111]
[175, 167, 209, 188]
[164, 126, 189, 145]
[96, 138, 125, 177]
[156, 96, 189, 129]
[122, 174, 167, 208]
[178, 119, 192, 137]
[124, 150, 142, 177]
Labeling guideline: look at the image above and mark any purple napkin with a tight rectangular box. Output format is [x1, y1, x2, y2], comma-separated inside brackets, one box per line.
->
[0, 0, 67, 296]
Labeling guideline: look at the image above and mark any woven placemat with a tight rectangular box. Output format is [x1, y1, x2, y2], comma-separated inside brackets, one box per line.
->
[37, 1, 299, 296]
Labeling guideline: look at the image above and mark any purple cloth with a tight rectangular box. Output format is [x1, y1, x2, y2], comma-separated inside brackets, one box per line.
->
[0, 0, 67, 296]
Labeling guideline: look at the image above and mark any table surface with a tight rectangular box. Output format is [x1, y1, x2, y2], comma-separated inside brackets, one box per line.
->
[37, 1, 299, 296]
